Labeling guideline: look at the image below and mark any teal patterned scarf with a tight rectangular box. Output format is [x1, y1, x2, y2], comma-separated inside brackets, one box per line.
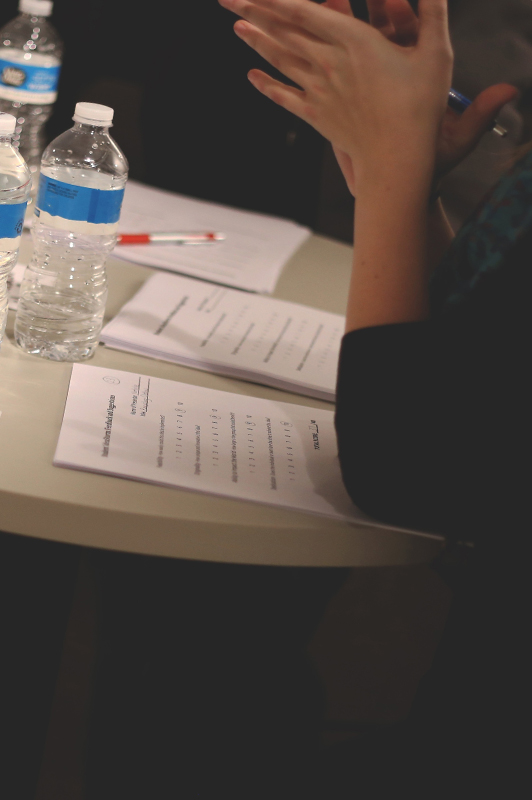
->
[430, 149, 532, 314]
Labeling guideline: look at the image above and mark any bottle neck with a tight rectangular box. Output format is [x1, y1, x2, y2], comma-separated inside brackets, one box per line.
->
[72, 122, 111, 135]
[20, 12, 50, 22]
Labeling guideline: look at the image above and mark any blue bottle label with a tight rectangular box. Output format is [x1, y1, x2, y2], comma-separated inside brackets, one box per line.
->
[36, 175, 125, 229]
[0, 56, 61, 103]
[0, 201, 27, 241]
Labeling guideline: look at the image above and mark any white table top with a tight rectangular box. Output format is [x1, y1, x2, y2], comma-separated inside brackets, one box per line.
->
[0, 233, 442, 567]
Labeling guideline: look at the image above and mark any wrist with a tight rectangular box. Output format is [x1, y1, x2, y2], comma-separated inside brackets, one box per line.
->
[354, 151, 436, 208]
[349, 135, 439, 191]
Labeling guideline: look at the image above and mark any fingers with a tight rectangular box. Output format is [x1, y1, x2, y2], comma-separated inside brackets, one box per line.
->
[233, 18, 324, 70]
[367, 0, 418, 45]
[367, 0, 392, 31]
[471, 83, 518, 118]
[417, 0, 451, 50]
[234, 20, 312, 87]
[322, 0, 354, 17]
[220, 0, 330, 67]
[218, 0, 363, 44]
[452, 84, 518, 148]
[385, 0, 419, 45]
[246, 68, 310, 119]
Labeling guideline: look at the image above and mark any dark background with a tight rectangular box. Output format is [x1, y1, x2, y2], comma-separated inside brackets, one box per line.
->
[2, 0, 532, 237]
[2, 0, 348, 233]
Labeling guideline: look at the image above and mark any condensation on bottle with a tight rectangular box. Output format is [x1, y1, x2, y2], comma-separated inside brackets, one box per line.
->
[0, 111, 31, 351]
[14, 102, 128, 362]
[0, 0, 63, 187]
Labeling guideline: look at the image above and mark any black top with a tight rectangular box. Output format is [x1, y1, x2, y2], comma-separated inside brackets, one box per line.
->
[335, 158, 531, 547]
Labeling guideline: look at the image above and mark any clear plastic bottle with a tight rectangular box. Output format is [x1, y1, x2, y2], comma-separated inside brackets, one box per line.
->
[0, 0, 63, 184]
[14, 102, 128, 361]
[0, 112, 31, 351]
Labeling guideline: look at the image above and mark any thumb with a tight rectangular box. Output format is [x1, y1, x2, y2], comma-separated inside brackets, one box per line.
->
[453, 84, 518, 148]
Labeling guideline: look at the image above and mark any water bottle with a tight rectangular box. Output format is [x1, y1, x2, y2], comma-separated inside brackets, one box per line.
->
[0, 112, 31, 351]
[0, 0, 63, 183]
[14, 102, 128, 361]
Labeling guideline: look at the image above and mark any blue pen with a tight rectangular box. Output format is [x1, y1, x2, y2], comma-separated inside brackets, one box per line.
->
[448, 88, 507, 137]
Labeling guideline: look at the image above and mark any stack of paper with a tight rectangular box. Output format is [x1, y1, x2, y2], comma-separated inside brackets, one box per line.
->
[100, 272, 345, 401]
[114, 181, 311, 293]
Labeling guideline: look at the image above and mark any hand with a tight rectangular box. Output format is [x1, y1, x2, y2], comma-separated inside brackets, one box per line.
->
[364, 1, 518, 191]
[219, 0, 516, 196]
[218, 0, 454, 188]
[333, 1, 517, 195]
[329, 0, 439, 195]
[328, 0, 421, 194]
[432, 83, 518, 189]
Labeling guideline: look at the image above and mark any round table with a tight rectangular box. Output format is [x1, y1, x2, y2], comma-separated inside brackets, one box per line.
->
[0, 233, 443, 567]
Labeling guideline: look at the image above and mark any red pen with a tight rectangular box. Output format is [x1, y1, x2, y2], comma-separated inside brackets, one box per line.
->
[117, 231, 226, 245]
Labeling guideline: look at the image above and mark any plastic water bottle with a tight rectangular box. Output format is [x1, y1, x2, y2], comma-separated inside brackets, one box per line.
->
[14, 102, 128, 361]
[0, 0, 63, 183]
[0, 112, 31, 351]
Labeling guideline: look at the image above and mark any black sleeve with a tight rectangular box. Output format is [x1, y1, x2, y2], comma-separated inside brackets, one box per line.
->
[334, 232, 531, 543]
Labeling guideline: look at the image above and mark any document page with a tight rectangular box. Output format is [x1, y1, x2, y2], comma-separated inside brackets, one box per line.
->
[114, 181, 311, 293]
[100, 273, 344, 401]
[55, 364, 377, 525]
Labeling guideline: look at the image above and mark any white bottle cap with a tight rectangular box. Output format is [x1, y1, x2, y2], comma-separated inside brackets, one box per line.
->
[73, 102, 114, 126]
[0, 113, 17, 135]
[19, 0, 53, 16]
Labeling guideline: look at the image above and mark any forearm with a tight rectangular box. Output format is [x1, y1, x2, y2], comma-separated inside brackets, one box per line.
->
[346, 159, 434, 332]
